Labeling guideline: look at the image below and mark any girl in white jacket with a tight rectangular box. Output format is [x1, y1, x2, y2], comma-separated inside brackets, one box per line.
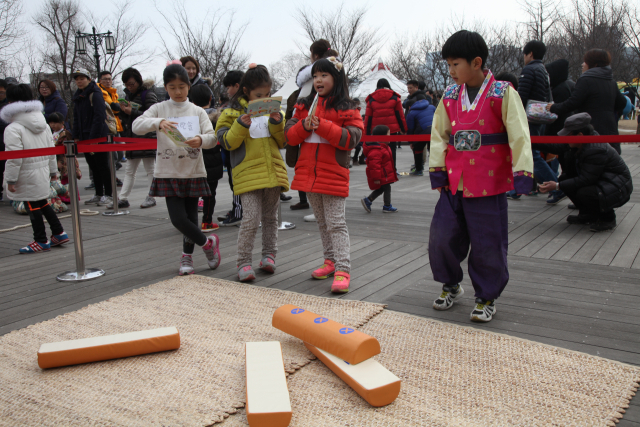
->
[2, 84, 69, 253]
[132, 63, 220, 275]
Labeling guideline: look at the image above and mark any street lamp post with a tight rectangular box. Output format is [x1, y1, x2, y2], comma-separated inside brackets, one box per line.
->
[74, 27, 116, 75]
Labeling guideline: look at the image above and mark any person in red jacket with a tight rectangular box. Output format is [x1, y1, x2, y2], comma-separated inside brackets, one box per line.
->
[361, 125, 398, 213]
[285, 56, 364, 294]
[364, 79, 407, 171]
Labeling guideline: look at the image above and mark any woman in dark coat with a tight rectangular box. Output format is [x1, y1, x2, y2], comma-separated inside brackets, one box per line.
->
[38, 80, 67, 122]
[548, 49, 628, 153]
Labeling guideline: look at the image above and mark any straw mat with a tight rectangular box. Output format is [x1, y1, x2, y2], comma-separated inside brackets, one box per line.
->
[0, 276, 384, 426]
[223, 310, 640, 427]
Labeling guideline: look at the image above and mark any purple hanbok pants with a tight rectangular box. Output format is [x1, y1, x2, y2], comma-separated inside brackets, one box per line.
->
[429, 190, 509, 301]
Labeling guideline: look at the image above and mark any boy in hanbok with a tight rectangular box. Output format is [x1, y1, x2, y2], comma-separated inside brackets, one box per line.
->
[428, 31, 533, 322]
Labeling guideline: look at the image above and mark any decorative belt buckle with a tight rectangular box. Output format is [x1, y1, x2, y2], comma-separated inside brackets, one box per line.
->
[453, 130, 481, 151]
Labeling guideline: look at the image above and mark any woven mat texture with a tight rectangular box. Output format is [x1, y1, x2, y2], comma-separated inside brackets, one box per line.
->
[0, 276, 384, 426]
[223, 310, 640, 427]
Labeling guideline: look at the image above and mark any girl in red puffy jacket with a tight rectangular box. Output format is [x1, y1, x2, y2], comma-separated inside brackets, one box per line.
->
[285, 56, 364, 294]
[361, 125, 399, 213]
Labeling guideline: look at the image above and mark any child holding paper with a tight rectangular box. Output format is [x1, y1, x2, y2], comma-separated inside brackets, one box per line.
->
[215, 64, 289, 282]
[285, 56, 364, 293]
[132, 63, 221, 276]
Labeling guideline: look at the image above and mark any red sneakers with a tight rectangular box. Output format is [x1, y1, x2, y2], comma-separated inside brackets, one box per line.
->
[311, 259, 335, 279]
[201, 222, 219, 231]
[331, 271, 351, 293]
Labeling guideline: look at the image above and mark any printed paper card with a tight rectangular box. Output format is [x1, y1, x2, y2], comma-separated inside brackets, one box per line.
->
[247, 97, 282, 117]
[163, 116, 200, 147]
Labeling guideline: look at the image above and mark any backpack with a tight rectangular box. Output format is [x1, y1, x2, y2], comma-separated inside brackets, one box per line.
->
[89, 94, 118, 135]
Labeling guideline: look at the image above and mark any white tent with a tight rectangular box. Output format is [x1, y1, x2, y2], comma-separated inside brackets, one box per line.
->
[350, 59, 408, 102]
[273, 74, 300, 107]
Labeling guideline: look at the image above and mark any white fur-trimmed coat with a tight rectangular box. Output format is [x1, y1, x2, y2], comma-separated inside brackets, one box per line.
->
[2, 100, 56, 201]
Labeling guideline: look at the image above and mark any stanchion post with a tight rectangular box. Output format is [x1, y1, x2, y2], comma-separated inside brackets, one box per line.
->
[57, 140, 105, 282]
[103, 134, 129, 216]
[277, 200, 296, 230]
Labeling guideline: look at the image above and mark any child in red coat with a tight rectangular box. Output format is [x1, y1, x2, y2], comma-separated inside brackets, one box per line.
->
[361, 125, 398, 213]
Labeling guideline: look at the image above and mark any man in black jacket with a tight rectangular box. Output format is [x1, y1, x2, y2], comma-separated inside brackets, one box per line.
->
[538, 113, 632, 232]
[72, 68, 112, 206]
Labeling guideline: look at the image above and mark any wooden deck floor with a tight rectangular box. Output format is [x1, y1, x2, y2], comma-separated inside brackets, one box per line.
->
[1, 145, 639, 425]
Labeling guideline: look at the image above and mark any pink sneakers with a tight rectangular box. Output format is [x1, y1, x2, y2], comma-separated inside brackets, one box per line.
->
[311, 259, 335, 279]
[238, 265, 256, 282]
[331, 271, 351, 293]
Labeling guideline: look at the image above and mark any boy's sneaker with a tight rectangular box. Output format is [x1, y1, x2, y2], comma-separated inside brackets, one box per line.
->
[409, 170, 423, 176]
[218, 211, 231, 222]
[84, 195, 101, 205]
[433, 284, 464, 310]
[198, 198, 204, 212]
[361, 197, 372, 213]
[106, 199, 130, 209]
[97, 196, 112, 206]
[178, 254, 194, 276]
[19, 240, 51, 254]
[304, 214, 316, 222]
[50, 232, 69, 247]
[238, 264, 256, 282]
[202, 234, 221, 269]
[140, 196, 156, 208]
[259, 254, 276, 273]
[201, 222, 219, 231]
[221, 216, 242, 227]
[331, 271, 350, 293]
[470, 298, 496, 322]
[280, 194, 292, 201]
[312, 259, 335, 279]
[506, 190, 521, 200]
[383, 205, 398, 213]
[546, 191, 567, 205]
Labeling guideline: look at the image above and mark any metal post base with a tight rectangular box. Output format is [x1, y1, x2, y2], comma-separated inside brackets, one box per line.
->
[103, 210, 130, 216]
[57, 268, 105, 282]
[278, 221, 296, 230]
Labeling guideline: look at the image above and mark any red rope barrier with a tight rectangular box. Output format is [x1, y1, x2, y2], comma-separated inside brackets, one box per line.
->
[0, 146, 65, 160]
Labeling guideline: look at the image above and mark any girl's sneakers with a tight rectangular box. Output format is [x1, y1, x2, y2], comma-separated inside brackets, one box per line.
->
[382, 205, 398, 213]
[202, 234, 221, 269]
[179, 254, 194, 276]
[312, 259, 335, 279]
[201, 222, 220, 231]
[238, 264, 256, 282]
[331, 271, 351, 293]
[361, 197, 372, 212]
[19, 241, 51, 254]
[50, 232, 69, 247]
[259, 254, 276, 273]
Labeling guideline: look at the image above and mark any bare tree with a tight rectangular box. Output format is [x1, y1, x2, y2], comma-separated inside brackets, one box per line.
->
[518, 0, 560, 43]
[0, 0, 24, 76]
[154, 0, 248, 100]
[269, 51, 308, 92]
[82, 1, 156, 80]
[622, 5, 640, 86]
[293, 4, 385, 81]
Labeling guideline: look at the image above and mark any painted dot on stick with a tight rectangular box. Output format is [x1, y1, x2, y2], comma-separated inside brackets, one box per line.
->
[314, 317, 328, 324]
[339, 328, 354, 334]
[291, 308, 305, 314]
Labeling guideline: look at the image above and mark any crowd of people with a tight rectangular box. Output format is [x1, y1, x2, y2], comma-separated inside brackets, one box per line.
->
[0, 31, 635, 323]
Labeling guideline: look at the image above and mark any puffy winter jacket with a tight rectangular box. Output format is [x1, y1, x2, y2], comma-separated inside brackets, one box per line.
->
[363, 142, 398, 190]
[72, 80, 108, 141]
[518, 59, 551, 107]
[203, 108, 223, 181]
[535, 139, 633, 211]
[403, 90, 428, 115]
[216, 97, 289, 195]
[98, 83, 123, 132]
[2, 100, 57, 201]
[365, 88, 407, 134]
[39, 90, 68, 123]
[285, 98, 364, 197]
[122, 79, 159, 158]
[545, 59, 576, 136]
[406, 99, 436, 134]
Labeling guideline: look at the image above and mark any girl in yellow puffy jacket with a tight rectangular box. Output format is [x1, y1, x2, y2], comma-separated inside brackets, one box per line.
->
[215, 64, 290, 282]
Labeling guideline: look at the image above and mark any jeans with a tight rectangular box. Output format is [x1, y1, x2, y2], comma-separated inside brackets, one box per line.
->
[119, 157, 155, 200]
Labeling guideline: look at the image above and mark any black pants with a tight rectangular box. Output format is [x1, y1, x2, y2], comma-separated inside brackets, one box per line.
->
[0, 159, 5, 197]
[202, 179, 219, 223]
[26, 200, 64, 243]
[563, 184, 615, 220]
[368, 184, 391, 206]
[223, 149, 242, 218]
[166, 196, 207, 254]
[299, 191, 307, 203]
[84, 152, 112, 197]
[412, 141, 428, 171]
[389, 142, 397, 171]
[352, 141, 363, 162]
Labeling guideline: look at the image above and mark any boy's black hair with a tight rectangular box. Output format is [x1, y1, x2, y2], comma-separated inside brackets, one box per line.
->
[46, 112, 65, 124]
[407, 79, 419, 87]
[163, 64, 190, 87]
[122, 67, 143, 86]
[190, 84, 214, 108]
[231, 65, 272, 105]
[7, 84, 33, 102]
[298, 58, 355, 111]
[372, 125, 390, 136]
[98, 70, 112, 79]
[223, 70, 244, 87]
[0, 79, 7, 90]
[418, 81, 426, 90]
[495, 72, 519, 90]
[523, 40, 546, 60]
[441, 30, 489, 69]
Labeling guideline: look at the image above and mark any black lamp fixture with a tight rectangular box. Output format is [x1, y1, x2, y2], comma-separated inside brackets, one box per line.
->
[74, 27, 116, 75]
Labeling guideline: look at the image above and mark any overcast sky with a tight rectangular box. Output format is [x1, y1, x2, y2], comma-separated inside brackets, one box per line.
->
[24, 0, 537, 80]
